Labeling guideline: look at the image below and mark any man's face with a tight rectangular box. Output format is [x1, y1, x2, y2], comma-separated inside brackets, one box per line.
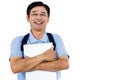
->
[27, 6, 49, 32]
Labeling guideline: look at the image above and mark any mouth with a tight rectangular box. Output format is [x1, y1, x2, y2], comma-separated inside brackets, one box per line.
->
[34, 21, 44, 25]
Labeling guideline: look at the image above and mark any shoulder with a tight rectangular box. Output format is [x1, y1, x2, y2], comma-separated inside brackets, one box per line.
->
[50, 33, 64, 43]
[11, 35, 24, 44]
[51, 33, 62, 39]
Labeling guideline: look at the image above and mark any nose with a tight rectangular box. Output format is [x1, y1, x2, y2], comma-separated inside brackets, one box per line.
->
[36, 14, 42, 19]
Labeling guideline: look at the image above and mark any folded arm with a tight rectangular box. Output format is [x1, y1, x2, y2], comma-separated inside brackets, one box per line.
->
[10, 54, 44, 73]
[10, 47, 57, 73]
[31, 55, 69, 72]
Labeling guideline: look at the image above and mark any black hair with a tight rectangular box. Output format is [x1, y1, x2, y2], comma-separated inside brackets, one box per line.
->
[27, 1, 50, 17]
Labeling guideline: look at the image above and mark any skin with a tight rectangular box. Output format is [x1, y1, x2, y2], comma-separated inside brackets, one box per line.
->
[10, 6, 69, 74]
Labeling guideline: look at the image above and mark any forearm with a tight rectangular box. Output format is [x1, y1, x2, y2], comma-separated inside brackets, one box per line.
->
[10, 55, 45, 73]
[17, 56, 43, 72]
[31, 57, 69, 72]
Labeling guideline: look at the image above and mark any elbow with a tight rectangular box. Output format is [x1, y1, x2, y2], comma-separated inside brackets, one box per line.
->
[59, 58, 69, 70]
[64, 62, 69, 70]
[66, 63, 69, 69]
[61, 61, 69, 70]
[12, 70, 17, 74]
[11, 65, 19, 74]
[11, 67, 18, 74]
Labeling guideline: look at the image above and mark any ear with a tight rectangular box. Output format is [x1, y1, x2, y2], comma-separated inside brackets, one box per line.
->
[47, 16, 50, 22]
[26, 16, 29, 22]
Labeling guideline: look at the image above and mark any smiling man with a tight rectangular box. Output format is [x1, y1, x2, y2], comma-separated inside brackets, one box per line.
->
[9, 1, 69, 80]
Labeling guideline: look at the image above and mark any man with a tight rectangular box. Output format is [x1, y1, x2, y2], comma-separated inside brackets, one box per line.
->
[9, 1, 69, 80]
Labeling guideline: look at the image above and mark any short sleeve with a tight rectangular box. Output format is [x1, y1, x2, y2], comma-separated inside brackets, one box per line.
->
[53, 34, 68, 57]
[10, 36, 23, 58]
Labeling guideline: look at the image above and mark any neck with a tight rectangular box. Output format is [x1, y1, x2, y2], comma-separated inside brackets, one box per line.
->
[31, 30, 45, 40]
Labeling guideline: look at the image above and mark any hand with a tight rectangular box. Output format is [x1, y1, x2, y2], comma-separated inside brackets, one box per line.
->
[42, 47, 57, 62]
[24, 56, 30, 59]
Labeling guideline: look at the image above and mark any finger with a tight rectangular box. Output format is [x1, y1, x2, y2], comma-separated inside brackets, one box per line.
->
[24, 56, 29, 58]
[49, 46, 54, 50]
[51, 46, 54, 50]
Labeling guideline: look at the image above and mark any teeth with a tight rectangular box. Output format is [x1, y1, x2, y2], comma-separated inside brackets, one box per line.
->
[35, 21, 43, 24]
[36, 22, 42, 24]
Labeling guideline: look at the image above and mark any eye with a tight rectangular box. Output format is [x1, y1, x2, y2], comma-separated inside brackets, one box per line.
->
[31, 13, 38, 16]
[40, 13, 47, 17]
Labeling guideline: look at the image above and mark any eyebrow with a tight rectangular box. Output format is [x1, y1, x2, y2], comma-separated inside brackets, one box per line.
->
[31, 11, 37, 13]
[40, 12, 46, 14]
[31, 11, 47, 14]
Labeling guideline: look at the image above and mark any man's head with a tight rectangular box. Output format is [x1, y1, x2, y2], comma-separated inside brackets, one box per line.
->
[26, 1, 50, 32]
[27, 1, 50, 17]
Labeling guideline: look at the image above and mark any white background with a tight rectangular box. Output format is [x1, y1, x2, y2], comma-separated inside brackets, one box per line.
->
[0, 0, 120, 80]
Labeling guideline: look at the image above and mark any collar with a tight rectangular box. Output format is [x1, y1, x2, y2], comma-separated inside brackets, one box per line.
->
[29, 31, 48, 44]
